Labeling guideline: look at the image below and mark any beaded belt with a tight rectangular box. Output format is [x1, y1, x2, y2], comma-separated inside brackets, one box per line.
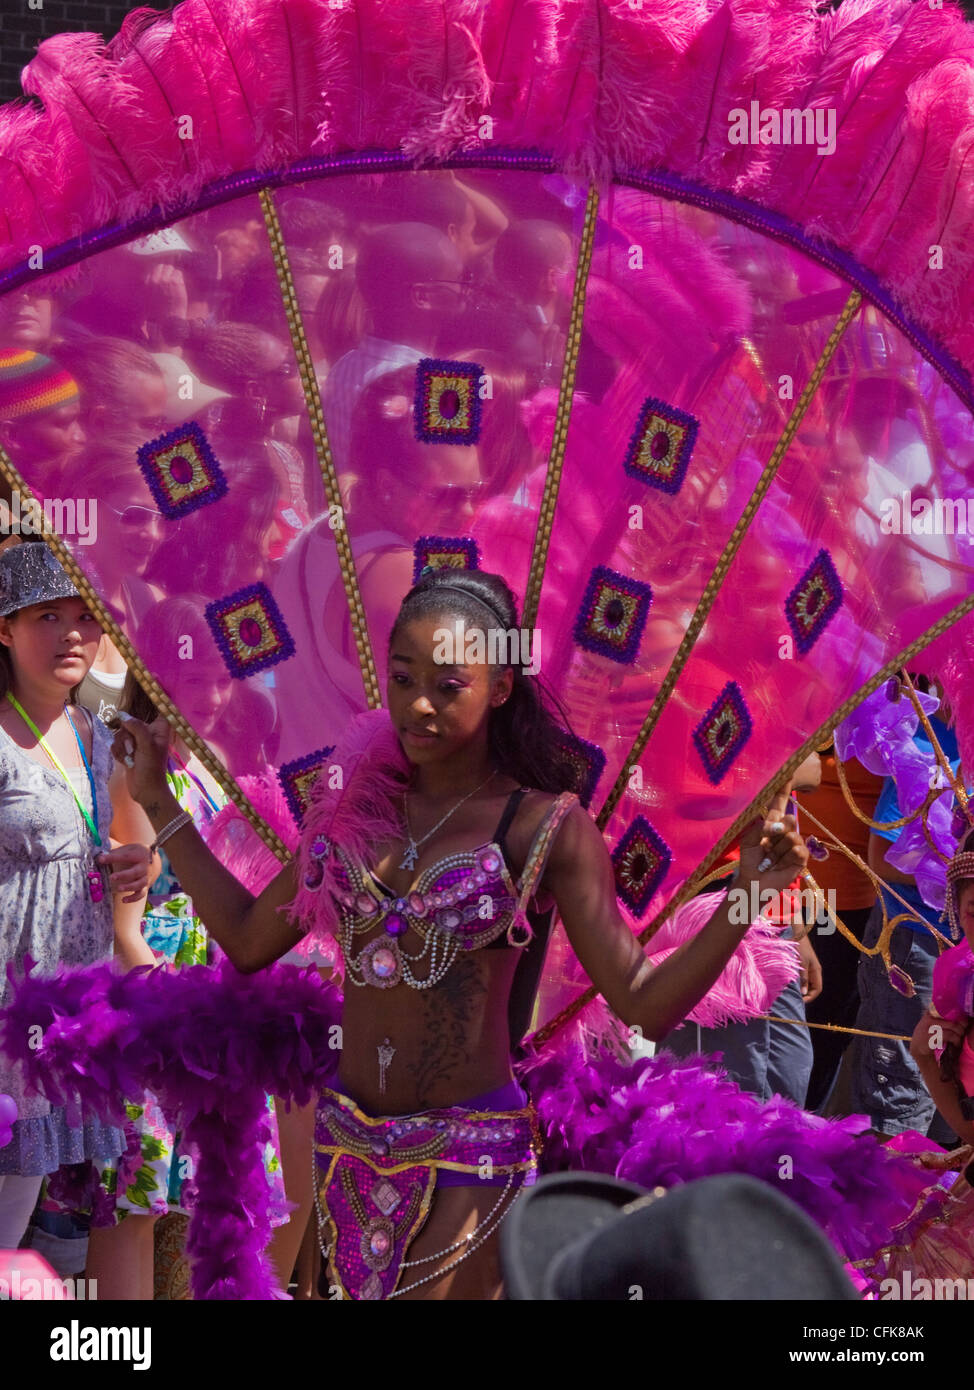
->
[313, 1087, 541, 1300]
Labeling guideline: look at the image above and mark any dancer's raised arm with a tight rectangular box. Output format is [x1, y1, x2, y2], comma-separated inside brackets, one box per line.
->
[544, 787, 807, 1041]
[113, 714, 304, 971]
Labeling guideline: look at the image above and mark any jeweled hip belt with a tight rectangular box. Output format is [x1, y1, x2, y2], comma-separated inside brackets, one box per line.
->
[313, 1088, 541, 1300]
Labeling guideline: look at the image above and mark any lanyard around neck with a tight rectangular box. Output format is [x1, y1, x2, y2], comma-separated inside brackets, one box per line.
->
[5, 692, 101, 846]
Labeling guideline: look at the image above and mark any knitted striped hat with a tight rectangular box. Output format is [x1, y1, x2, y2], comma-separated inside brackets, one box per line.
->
[0, 349, 80, 421]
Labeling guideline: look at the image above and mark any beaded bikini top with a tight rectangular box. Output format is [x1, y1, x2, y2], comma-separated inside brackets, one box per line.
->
[302, 791, 577, 990]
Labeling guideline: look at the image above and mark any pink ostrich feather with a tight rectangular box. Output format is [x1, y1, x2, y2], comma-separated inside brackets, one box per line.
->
[203, 773, 300, 896]
[0, 1, 973, 372]
[643, 889, 801, 1029]
[285, 708, 411, 951]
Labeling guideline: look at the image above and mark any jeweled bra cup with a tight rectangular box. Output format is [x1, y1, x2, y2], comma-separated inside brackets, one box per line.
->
[337, 841, 519, 947]
[331, 841, 530, 988]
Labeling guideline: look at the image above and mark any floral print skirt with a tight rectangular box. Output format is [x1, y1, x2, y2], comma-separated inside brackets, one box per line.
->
[41, 904, 290, 1229]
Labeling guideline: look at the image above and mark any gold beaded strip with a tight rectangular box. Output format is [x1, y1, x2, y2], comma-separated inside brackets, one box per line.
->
[901, 670, 972, 823]
[522, 183, 600, 631]
[259, 187, 382, 709]
[0, 445, 289, 863]
[596, 289, 864, 831]
[759, 1016, 910, 1043]
[529, 588, 974, 1048]
[834, 754, 922, 833]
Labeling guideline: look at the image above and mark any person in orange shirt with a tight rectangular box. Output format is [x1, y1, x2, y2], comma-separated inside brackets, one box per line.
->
[658, 754, 823, 1105]
[796, 749, 883, 1114]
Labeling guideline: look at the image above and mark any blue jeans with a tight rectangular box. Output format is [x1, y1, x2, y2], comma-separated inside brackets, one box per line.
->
[847, 901, 941, 1136]
[660, 977, 812, 1105]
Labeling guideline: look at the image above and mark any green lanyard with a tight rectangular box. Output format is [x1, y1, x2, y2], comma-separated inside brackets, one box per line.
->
[5, 692, 102, 846]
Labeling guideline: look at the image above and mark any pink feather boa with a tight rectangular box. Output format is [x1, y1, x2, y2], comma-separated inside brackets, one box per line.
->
[2, 1, 974, 378]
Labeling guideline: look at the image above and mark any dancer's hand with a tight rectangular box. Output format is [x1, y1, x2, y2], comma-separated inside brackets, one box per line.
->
[738, 787, 808, 894]
[796, 934, 823, 1003]
[910, 1009, 966, 1061]
[110, 715, 172, 807]
[97, 841, 153, 903]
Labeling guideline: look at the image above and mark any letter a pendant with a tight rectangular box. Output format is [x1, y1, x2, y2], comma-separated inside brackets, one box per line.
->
[398, 841, 418, 872]
[377, 1038, 396, 1094]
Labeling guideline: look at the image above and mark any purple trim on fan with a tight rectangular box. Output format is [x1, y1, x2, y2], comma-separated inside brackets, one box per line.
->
[573, 565, 653, 666]
[692, 681, 753, 786]
[612, 815, 672, 918]
[620, 167, 974, 413]
[414, 358, 483, 445]
[0, 151, 970, 412]
[137, 420, 228, 521]
[412, 536, 480, 585]
[205, 582, 296, 680]
[555, 731, 606, 811]
[278, 747, 337, 827]
[784, 548, 844, 657]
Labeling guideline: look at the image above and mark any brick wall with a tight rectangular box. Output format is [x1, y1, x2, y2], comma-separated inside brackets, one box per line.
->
[0, 1, 152, 106]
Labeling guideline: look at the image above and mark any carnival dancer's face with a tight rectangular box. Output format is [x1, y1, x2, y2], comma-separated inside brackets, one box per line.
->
[0, 596, 101, 694]
[958, 879, 974, 949]
[387, 613, 511, 764]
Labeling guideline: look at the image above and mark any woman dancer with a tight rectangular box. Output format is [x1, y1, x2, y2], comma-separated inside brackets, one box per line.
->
[114, 566, 808, 1300]
[0, 542, 153, 1250]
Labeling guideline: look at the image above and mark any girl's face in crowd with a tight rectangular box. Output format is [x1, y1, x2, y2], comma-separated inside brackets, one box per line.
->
[0, 597, 101, 693]
[387, 614, 511, 765]
[179, 659, 233, 738]
[957, 879, 974, 949]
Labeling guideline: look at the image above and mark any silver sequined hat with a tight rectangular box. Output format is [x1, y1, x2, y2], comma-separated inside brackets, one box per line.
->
[0, 543, 81, 618]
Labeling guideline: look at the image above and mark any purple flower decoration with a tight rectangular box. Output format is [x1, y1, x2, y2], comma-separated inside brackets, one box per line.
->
[834, 684, 940, 776]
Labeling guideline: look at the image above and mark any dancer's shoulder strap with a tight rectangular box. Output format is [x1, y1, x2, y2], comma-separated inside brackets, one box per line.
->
[516, 792, 578, 912]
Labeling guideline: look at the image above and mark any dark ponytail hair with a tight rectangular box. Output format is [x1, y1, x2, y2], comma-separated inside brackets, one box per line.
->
[390, 569, 583, 795]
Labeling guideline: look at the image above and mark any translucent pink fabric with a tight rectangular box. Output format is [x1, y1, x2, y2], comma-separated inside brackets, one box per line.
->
[4, 167, 974, 1030]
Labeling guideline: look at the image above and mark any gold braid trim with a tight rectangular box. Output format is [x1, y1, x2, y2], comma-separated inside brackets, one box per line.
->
[901, 670, 972, 822]
[834, 754, 917, 832]
[522, 184, 600, 631]
[529, 588, 974, 1048]
[259, 188, 382, 709]
[596, 289, 864, 830]
[0, 447, 289, 862]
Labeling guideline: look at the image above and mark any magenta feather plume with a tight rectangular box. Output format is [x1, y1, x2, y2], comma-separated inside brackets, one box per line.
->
[521, 1046, 952, 1266]
[1, 956, 343, 1299]
[286, 708, 410, 949]
[646, 890, 800, 1029]
[204, 772, 300, 897]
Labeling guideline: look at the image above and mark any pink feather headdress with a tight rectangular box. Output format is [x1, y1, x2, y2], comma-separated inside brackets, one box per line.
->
[284, 707, 411, 952]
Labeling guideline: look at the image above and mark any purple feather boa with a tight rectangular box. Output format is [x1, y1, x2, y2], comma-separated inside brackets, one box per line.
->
[2, 957, 945, 1292]
[521, 1047, 946, 1266]
[2, 957, 343, 1300]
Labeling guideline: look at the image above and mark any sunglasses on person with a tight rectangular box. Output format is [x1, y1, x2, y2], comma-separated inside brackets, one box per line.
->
[429, 482, 485, 509]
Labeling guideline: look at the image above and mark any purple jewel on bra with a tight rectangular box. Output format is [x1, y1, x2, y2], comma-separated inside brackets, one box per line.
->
[311, 837, 329, 858]
[408, 891, 427, 916]
[435, 908, 462, 932]
[384, 913, 408, 938]
[478, 848, 501, 873]
[355, 892, 378, 917]
[303, 860, 324, 890]
[473, 871, 487, 886]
